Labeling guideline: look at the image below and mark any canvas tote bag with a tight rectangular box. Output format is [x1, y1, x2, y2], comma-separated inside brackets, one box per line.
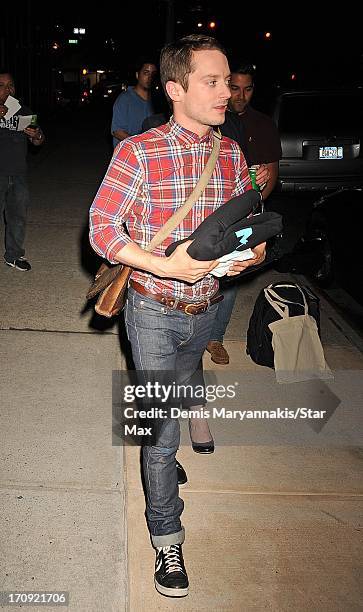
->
[265, 284, 333, 383]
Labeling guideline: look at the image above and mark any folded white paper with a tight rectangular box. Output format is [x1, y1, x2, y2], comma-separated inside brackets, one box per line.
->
[4, 95, 21, 120]
[211, 248, 255, 277]
[16, 115, 33, 131]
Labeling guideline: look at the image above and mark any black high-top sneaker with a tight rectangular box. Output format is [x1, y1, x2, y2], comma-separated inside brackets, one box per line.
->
[154, 544, 189, 597]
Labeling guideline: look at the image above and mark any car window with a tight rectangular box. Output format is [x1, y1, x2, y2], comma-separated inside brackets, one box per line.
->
[278, 94, 363, 133]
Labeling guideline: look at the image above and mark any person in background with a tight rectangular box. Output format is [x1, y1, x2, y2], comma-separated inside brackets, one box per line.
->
[0, 70, 45, 271]
[111, 60, 157, 148]
[229, 63, 281, 198]
[206, 62, 281, 365]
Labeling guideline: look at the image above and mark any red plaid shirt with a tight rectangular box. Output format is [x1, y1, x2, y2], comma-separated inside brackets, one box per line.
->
[89, 117, 251, 301]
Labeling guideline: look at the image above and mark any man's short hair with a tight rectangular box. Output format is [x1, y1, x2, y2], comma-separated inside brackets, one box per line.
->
[135, 58, 157, 74]
[231, 62, 256, 80]
[160, 34, 227, 103]
[0, 69, 12, 77]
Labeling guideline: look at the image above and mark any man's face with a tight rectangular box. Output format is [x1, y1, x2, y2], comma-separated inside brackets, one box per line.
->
[0, 73, 15, 105]
[228, 72, 254, 114]
[137, 64, 157, 90]
[171, 49, 231, 135]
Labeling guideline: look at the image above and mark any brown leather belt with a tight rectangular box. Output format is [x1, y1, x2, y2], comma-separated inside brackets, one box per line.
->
[129, 280, 223, 315]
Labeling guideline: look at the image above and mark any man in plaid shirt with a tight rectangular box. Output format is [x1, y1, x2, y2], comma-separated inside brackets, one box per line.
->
[89, 35, 266, 597]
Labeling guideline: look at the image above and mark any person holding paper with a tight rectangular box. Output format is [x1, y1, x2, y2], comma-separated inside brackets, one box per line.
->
[0, 71, 45, 271]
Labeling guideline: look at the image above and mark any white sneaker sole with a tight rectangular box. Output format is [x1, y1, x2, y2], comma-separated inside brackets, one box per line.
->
[154, 578, 189, 597]
[5, 261, 30, 272]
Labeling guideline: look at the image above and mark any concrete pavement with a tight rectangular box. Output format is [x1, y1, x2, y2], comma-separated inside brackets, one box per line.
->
[0, 110, 127, 611]
[125, 269, 363, 611]
[0, 108, 362, 611]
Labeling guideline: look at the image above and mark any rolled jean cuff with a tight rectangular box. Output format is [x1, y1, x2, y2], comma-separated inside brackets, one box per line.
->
[152, 526, 185, 548]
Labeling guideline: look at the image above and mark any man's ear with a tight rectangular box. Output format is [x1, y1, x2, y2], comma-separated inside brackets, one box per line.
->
[135, 72, 139, 81]
[165, 80, 184, 102]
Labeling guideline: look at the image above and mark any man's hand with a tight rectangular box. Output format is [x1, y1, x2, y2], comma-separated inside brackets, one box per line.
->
[0, 104, 8, 119]
[24, 126, 41, 138]
[154, 241, 218, 283]
[226, 242, 266, 276]
[255, 164, 270, 189]
[24, 126, 44, 145]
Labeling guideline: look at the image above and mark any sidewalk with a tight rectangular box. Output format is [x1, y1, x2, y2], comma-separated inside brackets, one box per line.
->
[0, 112, 128, 611]
[1, 110, 362, 611]
[125, 269, 363, 611]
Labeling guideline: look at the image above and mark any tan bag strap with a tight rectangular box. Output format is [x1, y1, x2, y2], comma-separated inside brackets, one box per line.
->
[264, 284, 308, 319]
[145, 129, 222, 253]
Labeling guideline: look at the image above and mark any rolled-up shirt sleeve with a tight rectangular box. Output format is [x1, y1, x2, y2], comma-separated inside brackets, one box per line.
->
[89, 141, 143, 263]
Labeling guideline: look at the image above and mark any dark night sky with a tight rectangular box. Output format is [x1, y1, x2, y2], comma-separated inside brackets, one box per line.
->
[47, 1, 363, 87]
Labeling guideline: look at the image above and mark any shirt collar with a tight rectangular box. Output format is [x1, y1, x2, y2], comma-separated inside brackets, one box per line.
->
[168, 116, 214, 147]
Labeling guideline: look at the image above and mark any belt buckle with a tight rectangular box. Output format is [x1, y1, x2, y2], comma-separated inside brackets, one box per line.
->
[184, 303, 195, 315]
[185, 302, 208, 315]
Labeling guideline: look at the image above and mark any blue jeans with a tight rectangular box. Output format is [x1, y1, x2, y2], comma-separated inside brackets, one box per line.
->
[125, 287, 218, 547]
[0, 175, 30, 262]
[209, 283, 238, 342]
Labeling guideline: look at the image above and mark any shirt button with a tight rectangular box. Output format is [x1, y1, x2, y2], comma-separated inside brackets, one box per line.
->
[185, 144, 190, 149]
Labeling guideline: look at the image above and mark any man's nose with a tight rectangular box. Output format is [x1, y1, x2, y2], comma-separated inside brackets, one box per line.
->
[221, 82, 231, 99]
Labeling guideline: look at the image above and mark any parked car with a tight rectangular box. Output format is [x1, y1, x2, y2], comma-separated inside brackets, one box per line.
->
[272, 89, 363, 193]
[90, 80, 127, 105]
[275, 188, 363, 306]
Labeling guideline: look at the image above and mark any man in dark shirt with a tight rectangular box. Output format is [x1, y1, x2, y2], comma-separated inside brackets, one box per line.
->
[228, 62, 281, 199]
[206, 63, 282, 365]
[0, 71, 45, 271]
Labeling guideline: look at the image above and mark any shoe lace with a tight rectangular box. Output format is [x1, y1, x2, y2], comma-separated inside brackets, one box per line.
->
[161, 545, 184, 575]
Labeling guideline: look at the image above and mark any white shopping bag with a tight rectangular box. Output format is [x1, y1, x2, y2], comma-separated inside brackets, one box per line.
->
[265, 285, 333, 383]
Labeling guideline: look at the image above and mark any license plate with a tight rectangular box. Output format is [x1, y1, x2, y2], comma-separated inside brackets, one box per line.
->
[319, 146, 343, 159]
